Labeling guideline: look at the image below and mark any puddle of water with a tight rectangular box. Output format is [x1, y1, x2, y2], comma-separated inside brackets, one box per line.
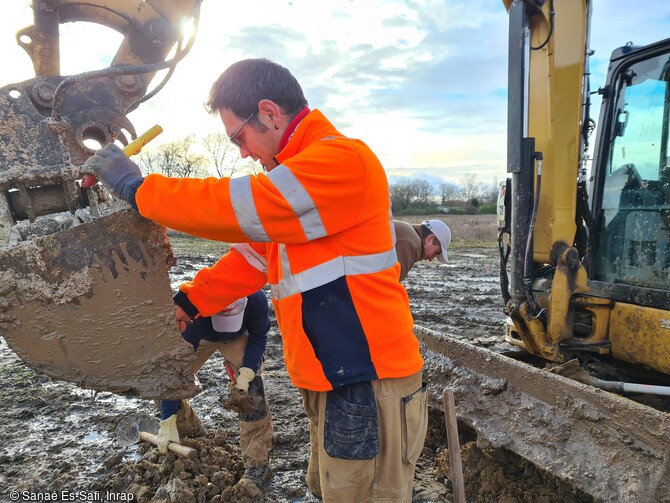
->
[55, 385, 150, 413]
[122, 444, 142, 462]
[84, 432, 105, 442]
[457, 252, 489, 259]
[170, 258, 218, 291]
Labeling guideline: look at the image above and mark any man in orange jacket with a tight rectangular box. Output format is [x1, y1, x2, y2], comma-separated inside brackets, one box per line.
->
[83, 58, 427, 502]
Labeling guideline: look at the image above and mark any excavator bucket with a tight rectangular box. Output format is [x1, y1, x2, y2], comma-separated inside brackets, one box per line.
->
[0, 0, 204, 399]
[0, 209, 199, 400]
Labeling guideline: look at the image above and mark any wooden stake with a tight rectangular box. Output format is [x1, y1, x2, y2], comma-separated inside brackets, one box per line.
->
[443, 388, 466, 503]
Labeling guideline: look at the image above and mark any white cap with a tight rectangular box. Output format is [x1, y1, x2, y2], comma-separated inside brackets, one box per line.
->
[210, 297, 248, 333]
[423, 219, 451, 264]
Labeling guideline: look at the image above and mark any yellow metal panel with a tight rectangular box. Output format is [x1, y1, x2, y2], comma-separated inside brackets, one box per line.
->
[547, 254, 588, 344]
[572, 295, 613, 348]
[527, 0, 587, 263]
[609, 303, 670, 374]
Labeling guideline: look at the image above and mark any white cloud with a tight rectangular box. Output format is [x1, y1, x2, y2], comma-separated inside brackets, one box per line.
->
[2, 0, 669, 186]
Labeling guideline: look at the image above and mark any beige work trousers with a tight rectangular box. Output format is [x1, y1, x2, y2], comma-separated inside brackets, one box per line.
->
[299, 371, 427, 502]
[194, 336, 273, 468]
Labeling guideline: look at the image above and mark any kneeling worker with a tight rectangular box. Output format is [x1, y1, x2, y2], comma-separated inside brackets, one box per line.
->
[158, 289, 273, 489]
[394, 219, 452, 282]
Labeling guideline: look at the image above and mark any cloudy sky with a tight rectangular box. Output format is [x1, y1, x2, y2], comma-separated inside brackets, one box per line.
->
[2, 1, 669, 186]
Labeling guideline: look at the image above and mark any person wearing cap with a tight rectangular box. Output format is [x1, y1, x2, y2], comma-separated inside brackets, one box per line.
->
[394, 219, 451, 282]
[157, 289, 273, 490]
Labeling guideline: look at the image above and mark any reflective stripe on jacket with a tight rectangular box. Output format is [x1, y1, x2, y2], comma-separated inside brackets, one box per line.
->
[135, 109, 422, 391]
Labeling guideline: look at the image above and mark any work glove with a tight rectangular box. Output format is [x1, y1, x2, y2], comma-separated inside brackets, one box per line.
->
[156, 414, 180, 453]
[235, 367, 255, 392]
[81, 143, 143, 206]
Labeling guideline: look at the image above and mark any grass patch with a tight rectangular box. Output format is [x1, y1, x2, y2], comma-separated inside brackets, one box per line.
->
[167, 214, 499, 254]
[167, 230, 231, 256]
[394, 214, 498, 248]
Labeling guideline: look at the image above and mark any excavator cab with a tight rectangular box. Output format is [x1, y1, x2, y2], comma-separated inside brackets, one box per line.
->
[592, 48, 670, 292]
[583, 41, 670, 374]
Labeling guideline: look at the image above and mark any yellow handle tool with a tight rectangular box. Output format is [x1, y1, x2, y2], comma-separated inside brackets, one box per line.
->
[122, 124, 163, 156]
[82, 125, 163, 188]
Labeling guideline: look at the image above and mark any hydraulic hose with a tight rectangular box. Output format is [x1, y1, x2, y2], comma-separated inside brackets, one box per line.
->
[592, 378, 670, 397]
[523, 151, 543, 316]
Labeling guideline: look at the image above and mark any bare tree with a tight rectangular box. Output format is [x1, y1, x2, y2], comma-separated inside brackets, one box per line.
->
[410, 179, 434, 204]
[136, 150, 161, 175]
[202, 132, 242, 177]
[460, 173, 480, 202]
[135, 136, 207, 178]
[390, 177, 435, 211]
[136, 143, 181, 177]
[238, 159, 262, 176]
[481, 176, 500, 204]
[439, 182, 460, 205]
[390, 178, 414, 211]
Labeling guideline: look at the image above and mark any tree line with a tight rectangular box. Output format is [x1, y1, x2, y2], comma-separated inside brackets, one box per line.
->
[135, 134, 498, 215]
[390, 174, 499, 215]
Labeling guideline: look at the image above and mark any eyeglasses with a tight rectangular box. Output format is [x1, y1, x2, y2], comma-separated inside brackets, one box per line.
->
[229, 112, 255, 148]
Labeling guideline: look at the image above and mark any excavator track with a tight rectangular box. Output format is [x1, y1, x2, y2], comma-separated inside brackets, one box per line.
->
[416, 325, 670, 503]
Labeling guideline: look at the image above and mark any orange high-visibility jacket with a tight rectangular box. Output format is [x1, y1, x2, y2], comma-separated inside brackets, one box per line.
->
[135, 109, 423, 391]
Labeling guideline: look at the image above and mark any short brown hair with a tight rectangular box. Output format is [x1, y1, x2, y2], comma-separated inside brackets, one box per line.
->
[206, 58, 308, 120]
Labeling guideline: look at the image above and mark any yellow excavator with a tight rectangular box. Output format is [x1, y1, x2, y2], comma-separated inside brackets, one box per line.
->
[499, 0, 670, 377]
[418, 0, 670, 501]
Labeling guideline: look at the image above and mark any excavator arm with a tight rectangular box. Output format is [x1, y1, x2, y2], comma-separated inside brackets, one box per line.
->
[420, 1, 670, 501]
[0, 0, 201, 237]
[0, 0, 204, 399]
[499, 0, 592, 362]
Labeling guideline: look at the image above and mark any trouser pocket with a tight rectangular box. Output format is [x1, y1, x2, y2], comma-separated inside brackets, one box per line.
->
[401, 382, 428, 464]
[324, 381, 379, 460]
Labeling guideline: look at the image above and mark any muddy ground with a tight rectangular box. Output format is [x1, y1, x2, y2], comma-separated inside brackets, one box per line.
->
[0, 218, 594, 503]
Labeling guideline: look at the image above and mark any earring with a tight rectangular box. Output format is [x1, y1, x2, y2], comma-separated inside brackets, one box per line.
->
[274, 124, 279, 130]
